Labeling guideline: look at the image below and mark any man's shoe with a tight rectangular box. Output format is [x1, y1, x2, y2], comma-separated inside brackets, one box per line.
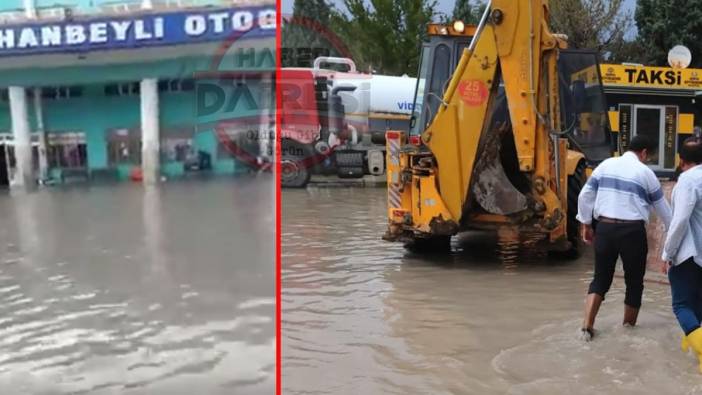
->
[579, 327, 594, 342]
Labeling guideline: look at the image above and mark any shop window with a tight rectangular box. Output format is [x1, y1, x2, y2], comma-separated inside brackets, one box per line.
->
[0, 87, 82, 101]
[0, 133, 40, 171]
[107, 128, 141, 165]
[217, 126, 268, 159]
[5, 146, 40, 170]
[40, 86, 83, 100]
[47, 132, 87, 169]
[158, 79, 195, 93]
[104, 82, 140, 96]
[161, 127, 194, 162]
[161, 127, 211, 171]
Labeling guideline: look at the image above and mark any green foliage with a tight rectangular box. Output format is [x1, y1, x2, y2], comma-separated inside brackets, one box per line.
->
[282, 0, 347, 67]
[606, 39, 646, 64]
[292, 0, 332, 23]
[549, 0, 632, 60]
[443, 0, 485, 25]
[331, 0, 438, 76]
[636, 0, 702, 67]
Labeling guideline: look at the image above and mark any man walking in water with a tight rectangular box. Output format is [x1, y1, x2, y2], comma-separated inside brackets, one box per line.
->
[662, 137, 702, 372]
[576, 135, 672, 341]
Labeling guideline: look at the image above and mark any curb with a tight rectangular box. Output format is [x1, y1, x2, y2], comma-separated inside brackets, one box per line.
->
[308, 175, 386, 188]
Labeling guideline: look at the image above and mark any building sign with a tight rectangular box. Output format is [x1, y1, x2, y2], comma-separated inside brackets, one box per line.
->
[0, 6, 275, 57]
[619, 104, 631, 153]
[665, 106, 678, 168]
[601, 64, 702, 89]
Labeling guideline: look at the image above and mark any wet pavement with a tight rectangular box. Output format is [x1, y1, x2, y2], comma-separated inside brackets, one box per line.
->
[283, 187, 702, 395]
[646, 182, 675, 280]
[0, 176, 274, 395]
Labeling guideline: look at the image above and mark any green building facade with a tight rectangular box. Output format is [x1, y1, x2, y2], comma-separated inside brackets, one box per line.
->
[0, 0, 275, 186]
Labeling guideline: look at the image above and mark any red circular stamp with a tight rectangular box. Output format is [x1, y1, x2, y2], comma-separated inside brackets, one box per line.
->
[196, 11, 363, 183]
[193, 6, 277, 172]
[458, 79, 488, 107]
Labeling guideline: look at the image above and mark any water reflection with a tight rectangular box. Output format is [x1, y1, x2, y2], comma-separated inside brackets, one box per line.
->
[142, 186, 168, 284]
[283, 187, 692, 395]
[0, 177, 274, 394]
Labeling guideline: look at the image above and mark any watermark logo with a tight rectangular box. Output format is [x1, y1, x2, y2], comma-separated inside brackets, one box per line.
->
[194, 12, 414, 186]
[194, 7, 275, 171]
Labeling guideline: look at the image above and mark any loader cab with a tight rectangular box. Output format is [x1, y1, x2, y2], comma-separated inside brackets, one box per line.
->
[409, 23, 476, 137]
[558, 50, 614, 163]
[409, 23, 612, 164]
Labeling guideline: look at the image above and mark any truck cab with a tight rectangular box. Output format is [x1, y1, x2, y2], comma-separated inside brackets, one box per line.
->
[281, 58, 416, 187]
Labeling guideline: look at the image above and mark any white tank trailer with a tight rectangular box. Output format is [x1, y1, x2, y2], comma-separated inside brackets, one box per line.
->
[314, 57, 417, 178]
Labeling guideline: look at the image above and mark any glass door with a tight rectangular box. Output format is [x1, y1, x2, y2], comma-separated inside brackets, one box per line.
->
[632, 105, 665, 169]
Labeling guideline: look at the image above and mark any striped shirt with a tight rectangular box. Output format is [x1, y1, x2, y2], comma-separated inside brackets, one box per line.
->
[576, 151, 672, 227]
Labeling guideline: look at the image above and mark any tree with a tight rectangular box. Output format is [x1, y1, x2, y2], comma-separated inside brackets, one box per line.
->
[636, 0, 702, 67]
[282, 0, 347, 67]
[607, 39, 646, 64]
[291, 0, 332, 24]
[444, 0, 485, 25]
[332, 0, 438, 76]
[548, 0, 633, 59]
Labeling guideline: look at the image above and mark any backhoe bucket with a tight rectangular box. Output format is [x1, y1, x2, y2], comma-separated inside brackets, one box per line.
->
[470, 94, 528, 216]
[473, 156, 528, 215]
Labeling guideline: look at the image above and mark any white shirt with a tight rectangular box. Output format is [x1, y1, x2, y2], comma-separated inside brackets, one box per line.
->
[662, 164, 702, 266]
[576, 151, 672, 227]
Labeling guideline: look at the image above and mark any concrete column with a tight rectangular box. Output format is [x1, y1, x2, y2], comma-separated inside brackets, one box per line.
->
[9, 87, 34, 190]
[23, 0, 36, 19]
[33, 88, 49, 182]
[140, 79, 160, 184]
[258, 73, 273, 165]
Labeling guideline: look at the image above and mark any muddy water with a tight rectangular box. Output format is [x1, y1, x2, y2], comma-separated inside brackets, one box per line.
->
[0, 177, 274, 395]
[283, 187, 702, 395]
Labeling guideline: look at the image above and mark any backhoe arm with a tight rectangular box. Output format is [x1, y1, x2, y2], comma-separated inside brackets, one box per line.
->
[421, 0, 566, 232]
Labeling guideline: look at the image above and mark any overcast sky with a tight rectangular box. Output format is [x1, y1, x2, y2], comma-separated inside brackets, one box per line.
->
[281, 0, 637, 26]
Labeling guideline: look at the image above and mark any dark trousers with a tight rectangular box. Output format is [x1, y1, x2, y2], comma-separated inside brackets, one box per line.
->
[668, 258, 702, 335]
[588, 222, 648, 308]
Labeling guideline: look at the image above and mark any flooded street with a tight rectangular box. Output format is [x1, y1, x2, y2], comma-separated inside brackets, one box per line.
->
[283, 187, 702, 395]
[0, 176, 274, 395]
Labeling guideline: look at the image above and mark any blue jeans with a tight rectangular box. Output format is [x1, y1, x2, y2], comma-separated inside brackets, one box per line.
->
[668, 258, 702, 335]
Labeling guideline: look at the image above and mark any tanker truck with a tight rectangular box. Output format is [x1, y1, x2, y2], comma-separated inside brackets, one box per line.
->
[280, 57, 417, 187]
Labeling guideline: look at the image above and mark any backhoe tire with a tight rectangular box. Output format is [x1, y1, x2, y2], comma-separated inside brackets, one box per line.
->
[404, 235, 452, 254]
[281, 141, 311, 188]
[561, 160, 587, 259]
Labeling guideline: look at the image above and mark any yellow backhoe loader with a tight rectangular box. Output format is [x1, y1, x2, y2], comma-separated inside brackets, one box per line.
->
[383, 0, 614, 256]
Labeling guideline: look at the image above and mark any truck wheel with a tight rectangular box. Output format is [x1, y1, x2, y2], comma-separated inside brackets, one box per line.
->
[404, 235, 451, 254]
[281, 142, 311, 188]
[562, 161, 586, 259]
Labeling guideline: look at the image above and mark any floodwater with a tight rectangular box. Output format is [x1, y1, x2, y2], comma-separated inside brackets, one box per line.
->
[283, 187, 702, 395]
[0, 176, 274, 395]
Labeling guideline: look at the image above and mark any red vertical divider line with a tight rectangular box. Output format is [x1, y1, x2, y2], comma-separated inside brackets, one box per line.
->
[275, 0, 283, 393]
